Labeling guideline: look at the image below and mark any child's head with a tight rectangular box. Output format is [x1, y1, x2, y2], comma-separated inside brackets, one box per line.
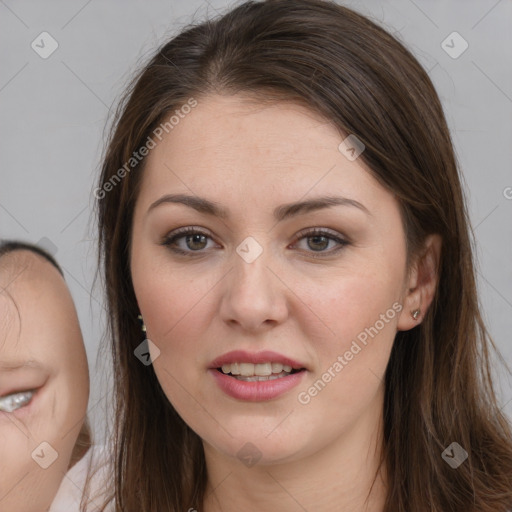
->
[0, 241, 90, 512]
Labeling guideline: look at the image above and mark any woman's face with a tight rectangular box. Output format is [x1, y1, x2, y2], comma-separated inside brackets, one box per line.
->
[0, 252, 89, 512]
[130, 94, 420, 465]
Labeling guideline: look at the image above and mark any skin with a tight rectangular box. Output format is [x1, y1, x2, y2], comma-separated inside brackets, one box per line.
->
[0, 251, 89, 512]
[130, 94, 441, 511]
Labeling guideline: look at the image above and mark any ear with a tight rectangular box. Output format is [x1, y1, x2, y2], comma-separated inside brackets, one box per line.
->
[397, 234, 442, 331]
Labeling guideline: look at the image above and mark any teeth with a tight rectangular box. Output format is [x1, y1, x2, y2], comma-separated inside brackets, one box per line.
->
[240, 363, 255, 376]
[271, 362, 282, 373]
[233, 371, 292, 382]
[255, 363, 272, 376]
[222, 363, 235, 374]
[220, 362, 296, 377]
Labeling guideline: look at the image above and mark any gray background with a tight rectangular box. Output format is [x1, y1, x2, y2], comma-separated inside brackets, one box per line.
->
[1, 0, 511, 441]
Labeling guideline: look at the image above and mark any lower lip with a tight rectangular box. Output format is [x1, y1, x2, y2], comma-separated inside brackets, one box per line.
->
[209, 368, 306, 401]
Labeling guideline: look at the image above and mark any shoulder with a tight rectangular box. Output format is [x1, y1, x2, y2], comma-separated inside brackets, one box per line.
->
[49, 444, 114, 512]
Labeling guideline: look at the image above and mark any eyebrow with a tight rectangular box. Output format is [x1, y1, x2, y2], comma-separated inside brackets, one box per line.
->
[0, 360, 45, 372]
[147, 193, 371, 221]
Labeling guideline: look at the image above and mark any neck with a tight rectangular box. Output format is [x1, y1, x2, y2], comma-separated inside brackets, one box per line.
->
[202, 386, 388, 512]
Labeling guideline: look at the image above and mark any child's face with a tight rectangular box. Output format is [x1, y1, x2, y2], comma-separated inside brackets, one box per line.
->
[0, 251, 89, 512]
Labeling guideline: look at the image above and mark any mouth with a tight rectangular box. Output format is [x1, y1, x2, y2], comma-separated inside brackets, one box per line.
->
[208, 351, 308, 401]
[216, 362, 305, 382]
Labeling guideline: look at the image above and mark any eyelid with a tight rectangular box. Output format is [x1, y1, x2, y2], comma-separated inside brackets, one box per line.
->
[293, 226, 347, 241]
[0, 390, 35, 413]
[165, 225, 216, 239]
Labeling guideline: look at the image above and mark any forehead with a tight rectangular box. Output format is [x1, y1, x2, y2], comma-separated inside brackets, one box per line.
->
[0, 250, 61, 294]
[0, 252, 73, 355]
[149, 94, 342, 166]
[139, 94, 389, 217]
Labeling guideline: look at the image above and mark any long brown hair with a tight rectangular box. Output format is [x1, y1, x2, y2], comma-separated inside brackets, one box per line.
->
[94, 1, 512, 510]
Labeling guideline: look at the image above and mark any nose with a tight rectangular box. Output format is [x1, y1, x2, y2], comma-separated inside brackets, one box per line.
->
[219, 245, 289, 333]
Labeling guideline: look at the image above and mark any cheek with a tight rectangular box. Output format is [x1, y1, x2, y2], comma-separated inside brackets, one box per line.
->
[35, 377, 87, 459]
[298, 267, 401, 348]
[132, 249, 219, 350]
[139, 280, 215, 396]
[299, 259, 401, 409]
[0, 406, 77, 511]
[293, 268, 401, 412]
[132, 262, 216, 397]
[0, 422, 31, 492]
[58, 347, 90, 426]
[28, 345, 90, 461]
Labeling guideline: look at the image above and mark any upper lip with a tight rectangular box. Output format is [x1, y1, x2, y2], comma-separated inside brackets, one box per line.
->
[209, 350, 307, 370]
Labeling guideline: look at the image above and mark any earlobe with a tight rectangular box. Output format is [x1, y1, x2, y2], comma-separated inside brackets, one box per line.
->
[397, 234, 442, 332]
[137, 314, 147, 333]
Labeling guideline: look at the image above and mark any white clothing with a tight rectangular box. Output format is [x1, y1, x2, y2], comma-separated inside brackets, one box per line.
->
[49, 445, 113, 512]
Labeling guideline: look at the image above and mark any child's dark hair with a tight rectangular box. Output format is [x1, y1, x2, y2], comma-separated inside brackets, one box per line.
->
[0, 239, 63, 276]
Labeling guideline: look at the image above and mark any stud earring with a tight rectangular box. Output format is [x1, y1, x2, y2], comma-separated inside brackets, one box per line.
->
[137, 314, 147, 332]
[411, 309, 421, 320]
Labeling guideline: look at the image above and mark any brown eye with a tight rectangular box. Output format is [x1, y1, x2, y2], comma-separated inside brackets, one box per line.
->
[293, 228, 349, 257]
[162, 227, 216, 256]
[306, 235, 330, 251]
[183, 233, 208, 251]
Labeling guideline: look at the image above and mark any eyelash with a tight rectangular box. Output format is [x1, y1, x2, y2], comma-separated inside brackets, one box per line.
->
[161, 226, 349, 258]
[0, 390, 34, 413]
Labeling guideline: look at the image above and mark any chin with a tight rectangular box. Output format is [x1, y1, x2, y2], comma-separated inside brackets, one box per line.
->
[201, 423, 310, 467]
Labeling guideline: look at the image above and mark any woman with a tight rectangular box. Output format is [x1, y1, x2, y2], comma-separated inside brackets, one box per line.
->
[94, 0, 512, 510]
[0, 241, 91, 512]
